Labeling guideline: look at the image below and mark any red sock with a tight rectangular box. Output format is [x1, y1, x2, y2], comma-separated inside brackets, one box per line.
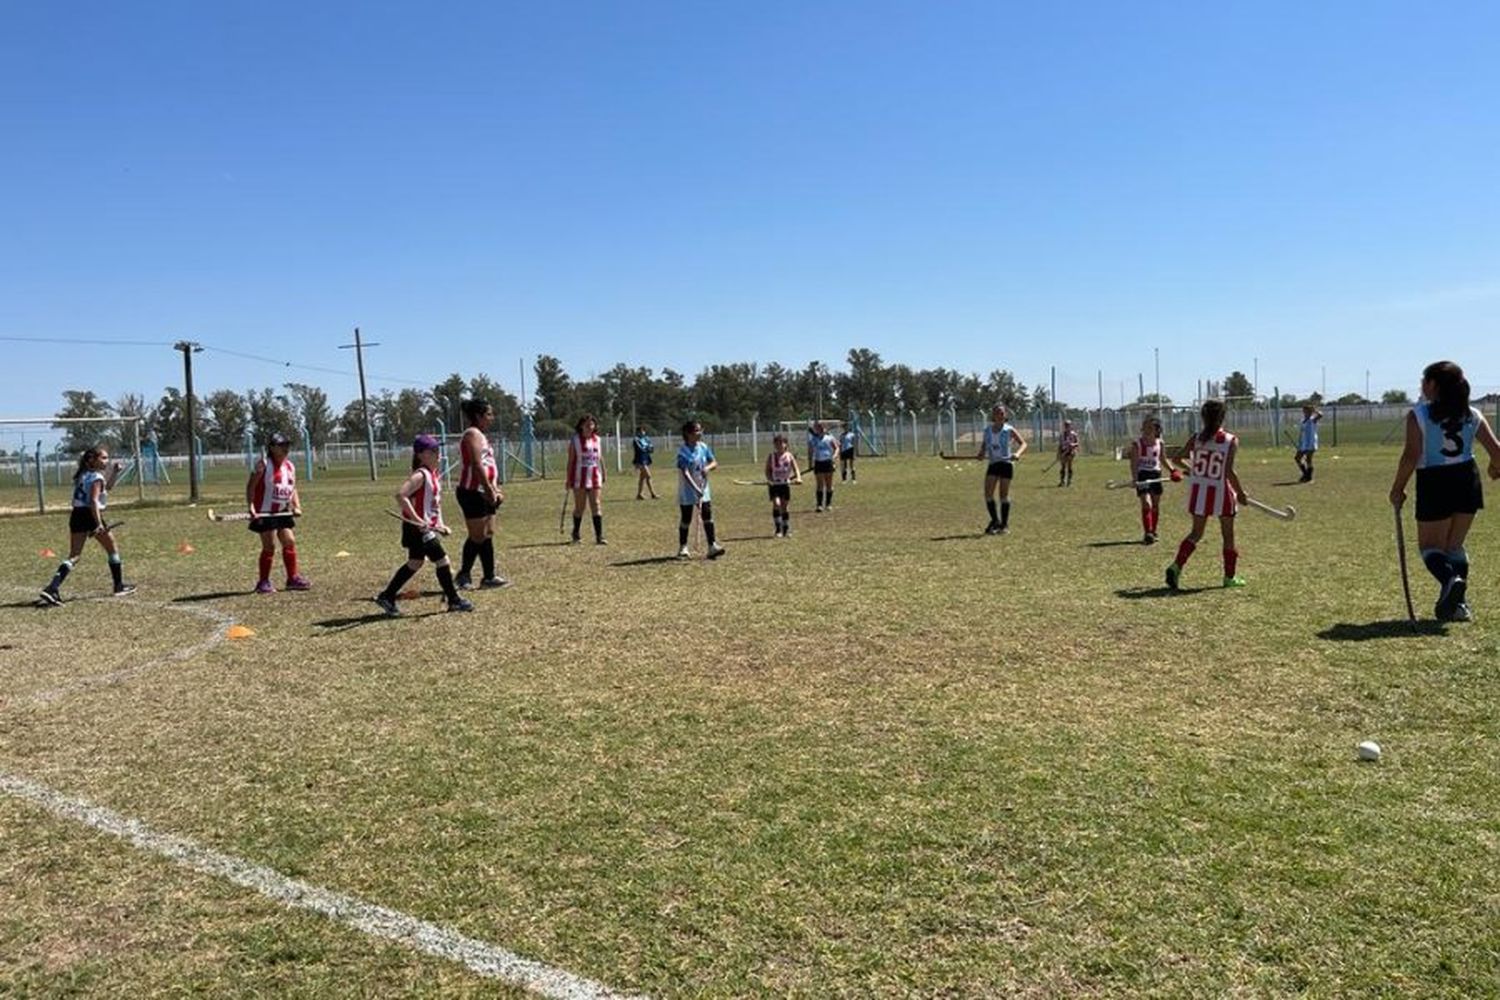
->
[1223, 548, 1238, 577]
[1148, 508, 1158, 533]
[1151, 509, 1160, 533]
[1141, 509, 1151, 532]
[1174, 538, 1196, 566]
[258, 550, 274, 583]
[282, 543, 299, 579]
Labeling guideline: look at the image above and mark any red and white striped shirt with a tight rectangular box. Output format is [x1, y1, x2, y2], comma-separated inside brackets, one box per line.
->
[1135, 437, 1162, 474]
[412, 467, 442, 528]
[767, 450, 796, 484]
[1185, 429, 1238, 517]
[459, 429, 497, 490]
[566, 433, 604, 490]
[251, 458, 296, 515]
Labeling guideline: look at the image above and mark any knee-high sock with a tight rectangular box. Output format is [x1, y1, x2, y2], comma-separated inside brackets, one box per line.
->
[1174, 538, 1196, 567]
[108, 552, 123, 589]
[999, 500, 1011, 528]
[282, 543, 299, 579]
[435, 564, 460, 601]
[258, 550, 274, 583]
[1223, 548, 1238, 577]
[826, 488, 833, 508]
[380, 563, 418, 601]
[480, 538, 496, 578]
[987, 499, 998, 525]
[1141, 508, 1152, 532]
[592, 514, 604, 541]
[1421, 548, 1454, 585]
[571, 514, 582, 539]
[47, 559, 73, 592]
[459, 540, 478, 577]
[1447, 547, 1469, 580]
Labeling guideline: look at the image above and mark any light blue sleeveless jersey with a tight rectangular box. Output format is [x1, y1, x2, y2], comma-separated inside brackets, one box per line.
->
[1414, 401, 1478, 469]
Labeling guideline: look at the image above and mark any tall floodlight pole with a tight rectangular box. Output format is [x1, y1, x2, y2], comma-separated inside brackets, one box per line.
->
[174, 340, 203, 502]
[338, 327, 380, 481]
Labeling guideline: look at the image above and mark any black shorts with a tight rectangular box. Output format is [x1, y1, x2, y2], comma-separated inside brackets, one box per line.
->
[841, 451, 856, 462]
[1135, 469, 1164, 496]
[814, 459, 835, 475]
[455, 487, 499, 520]
[249, 514, 295, 533]
[767, 483, 791, 503]
[401, 523, 447, 561]
[69, 507, 103, 534]
[986, 461, 1014, 480]
[633, 454, 652, 467]
[1415, 461, 1483, 522]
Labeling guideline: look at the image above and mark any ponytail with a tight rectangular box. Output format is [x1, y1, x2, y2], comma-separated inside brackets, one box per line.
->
[1423, 360, 1471, 429]
[1199, 399, 1227, 441]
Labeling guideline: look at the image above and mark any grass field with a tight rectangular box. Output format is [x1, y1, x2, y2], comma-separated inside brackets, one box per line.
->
[3, 445, 1498, 997]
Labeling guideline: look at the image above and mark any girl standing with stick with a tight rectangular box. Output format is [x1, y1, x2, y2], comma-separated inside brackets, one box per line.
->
[455, 398, 507, 590]
[374, 435, 472, 616]
[1165, 400, 1248, 590]
[765, 432, 802, 537]
[38, 446, 134, 604]
[632, 426, 659, 500]
[1129, 416, 1180, 544]
[1389, 361, 1500, 621]
[246, 432, 309, 594]
[566, 414, 606, 544]
[974, 405, 1027, 534]
[808, 420, 839, 512]
[677, 420, 724, 559]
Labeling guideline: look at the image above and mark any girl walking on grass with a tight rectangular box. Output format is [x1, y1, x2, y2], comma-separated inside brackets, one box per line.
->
[38, 446, 134, 605]
[374, 435, 472, 616]
[765, 432, 802, 537]
[1389, 360, 1500, 622]
[246, 432, 309, 594]
[1165, 399, 1248, 590]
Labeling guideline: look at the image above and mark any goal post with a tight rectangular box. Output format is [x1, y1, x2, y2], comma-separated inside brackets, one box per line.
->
[0, 415, 148, 513]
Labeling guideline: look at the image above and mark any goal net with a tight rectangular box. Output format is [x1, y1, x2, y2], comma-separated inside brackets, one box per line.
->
[0, 416, 155, 515]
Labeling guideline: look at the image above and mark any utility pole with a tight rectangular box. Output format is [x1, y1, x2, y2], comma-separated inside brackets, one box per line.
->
[338, 327, 380, 481]
[1253, 357, 1258, 397]
[1154, 347, 1160, 407]
[174, 340, 203, 502]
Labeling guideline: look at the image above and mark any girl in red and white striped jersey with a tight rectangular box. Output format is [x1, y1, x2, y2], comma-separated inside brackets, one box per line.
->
[245, 433, 309, 594]
[454, 398, 507, 589]
[1165, 399, 1249, 590]
[566, 414, 606, 544]
[374, 435, 472, 616]
[1128, 416, 1181, 544]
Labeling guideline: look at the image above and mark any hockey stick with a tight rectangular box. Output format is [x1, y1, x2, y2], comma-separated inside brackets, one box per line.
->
[1105, 473, 1180, 491]
[732, 478, 804, 486]
[558, 485, 570, 536]
[1393, 503, 1417, 628]
[207, 508, 300, 523]
[938, 453, 983, 461]
[1243, 496, 1297, 521]
[384, 509, 451, 535]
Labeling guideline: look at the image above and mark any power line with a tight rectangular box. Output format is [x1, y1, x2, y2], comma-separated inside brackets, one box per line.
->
[0, 335, 174, 347]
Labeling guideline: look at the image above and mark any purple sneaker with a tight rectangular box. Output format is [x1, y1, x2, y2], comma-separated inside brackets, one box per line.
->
[285, 575, 312, 591]
[254, 579, 275, 595]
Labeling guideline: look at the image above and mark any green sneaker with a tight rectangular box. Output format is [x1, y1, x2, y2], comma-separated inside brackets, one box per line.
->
[1223, 575, 1247, 588]
[1165, 563, 1180, 591]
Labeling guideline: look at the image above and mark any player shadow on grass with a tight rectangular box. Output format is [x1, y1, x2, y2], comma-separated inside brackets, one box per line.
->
[1317, 620, 1448, 641]
[312, 602, 446, 631]
[609, 555, 689, 568]
[929, 532, 991, 541]
[508, 540, 577, 550]
[172, 590, 252, 603]
[1084, 539, 1148, 548]
[1114, 585, 1215, 598]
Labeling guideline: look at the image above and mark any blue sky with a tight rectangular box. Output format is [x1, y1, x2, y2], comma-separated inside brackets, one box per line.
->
[3, 0, 1497, 419]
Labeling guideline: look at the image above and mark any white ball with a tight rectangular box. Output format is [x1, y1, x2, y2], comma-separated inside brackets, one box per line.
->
[1357, 740, 1382, 761]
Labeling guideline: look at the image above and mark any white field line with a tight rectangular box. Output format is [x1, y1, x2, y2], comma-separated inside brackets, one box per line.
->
[0, 772, 642, 1000]
[3, 589, 236, 709]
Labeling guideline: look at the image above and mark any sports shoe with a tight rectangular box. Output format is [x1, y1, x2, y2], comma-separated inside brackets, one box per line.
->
[984, 522, 1000, 535]
[595, 537, 608, 546]
[677, 545, 691, 559]
[113, 584, 136, 597]
[445, 596, 475, 613]
[1451, 602, 1473, 622]
[1165, 563, 1181, 591]
[996, 525, 1009, 535]
[254, 579, 275, 595]
[479, 576, 511, 589]
[456, 572, 474, 591]
[707, 543, 726, 560]
[1223, 575, 1247, 588]
[1146, 532, 1156, 544]
[815, 505, 824, 513]
[286, 575, 312, 591]
[1436, 576, 1467, 621]
[37, 588, 61, 607]
[569, 536, 581, 545]
[374, 593, 401, 617]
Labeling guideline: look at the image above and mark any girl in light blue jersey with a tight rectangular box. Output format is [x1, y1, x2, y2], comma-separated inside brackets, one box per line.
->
[1390, 361, 1500, 621]
[38, 445, 133, 605]
[677, 421, 724, 559]
[973, 404, 1028, 533]
[1294, 404, 1322, 482]
[807, 420, 840, 511]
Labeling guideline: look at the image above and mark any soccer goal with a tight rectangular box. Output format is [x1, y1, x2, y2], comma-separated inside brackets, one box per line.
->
[0, 416, 150, 514]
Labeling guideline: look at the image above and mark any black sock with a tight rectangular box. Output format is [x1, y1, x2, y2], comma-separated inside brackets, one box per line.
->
[459, 540, 478, 577]
[435, 564, 459, 601]
[592, 514, 603, 540]
[571, 515, 582, 539]
[782, 509, 790, 529]
[48, 560, 73, 592]
[1000, 501, 1011, 528]
[679, 525, 690, 545]
[108, 557, 123, 589]
[826, 489, 833, 508]
[816, 489, 824, 507]
[1448, 548, 1469, 579]
[1422, 549, 1454, 584]
[480, 538, 496, 578]
[986, 500, 998, 524]
[381, 563, 418, 600]
[704, 520, 717, 545]
[772, 511, 781, 531]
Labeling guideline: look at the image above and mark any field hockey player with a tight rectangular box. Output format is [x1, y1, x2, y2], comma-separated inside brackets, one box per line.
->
[454, 398, 508, 590]
[807, 420, 840, 511]
[38, 445, 134, 605]
[765, 432, 802, 537]
[840, 425, 857, 483]
[1295, 403, 1323, 482]
[632, 425, 659, 500]
[1129, 415, 1181, 544]
[566, 414, 607, 544]
[1388, 360, 1500, 622]
[246, 432, 310, 594]
[677, 420, 724, 559]
[976, 404, 1027, 534]
[374, 434, 473, 616]
[1165, 399, 1248, 590]
[1057, 419, 1080, 487]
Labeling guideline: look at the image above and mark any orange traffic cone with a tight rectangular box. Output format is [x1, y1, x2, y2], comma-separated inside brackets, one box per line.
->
[178, 541, 195, 555]
[226, 625, 255, 639]
[40, 548, 56, 558]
